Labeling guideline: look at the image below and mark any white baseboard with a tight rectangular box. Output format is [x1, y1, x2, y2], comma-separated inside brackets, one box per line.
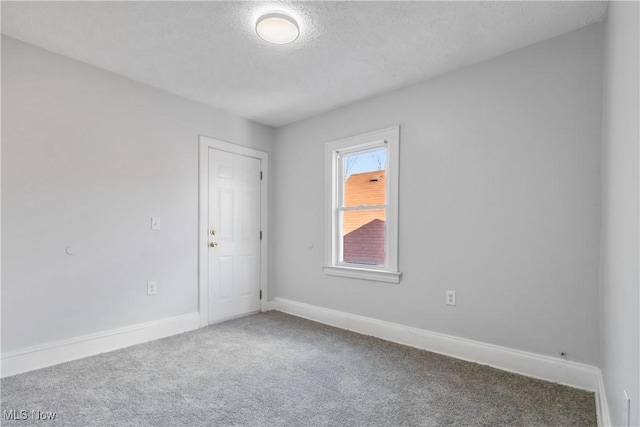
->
[1, 312, 200, 378]
[268, 298, 601, 393]
[2, 299, 609, 424]
[596, 371, 612, 427]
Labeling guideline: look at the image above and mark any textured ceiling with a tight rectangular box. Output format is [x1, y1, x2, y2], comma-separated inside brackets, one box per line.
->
[1, 1, 607, 127]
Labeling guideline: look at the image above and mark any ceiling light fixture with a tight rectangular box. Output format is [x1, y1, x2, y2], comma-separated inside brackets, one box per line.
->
[255, 12, 299, 44]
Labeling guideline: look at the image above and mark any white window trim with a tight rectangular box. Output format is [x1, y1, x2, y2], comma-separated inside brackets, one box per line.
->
[323, 126, 401, 284]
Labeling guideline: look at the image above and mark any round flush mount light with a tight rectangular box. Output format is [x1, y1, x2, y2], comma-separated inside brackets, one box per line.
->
[256, 12, 299, 44]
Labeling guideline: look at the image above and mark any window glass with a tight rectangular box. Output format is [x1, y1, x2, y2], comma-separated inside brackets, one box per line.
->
[341, 148, 387, 207]
[339, 148, 387, 266]
[341, 210, 386, 265]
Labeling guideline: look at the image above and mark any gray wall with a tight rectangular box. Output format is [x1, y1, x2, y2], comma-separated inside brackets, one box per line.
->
[4, 14, 626, 393]
[1, 37, 274, 352]
[271, 24, 604, 365]
[600, 2, 640, 426]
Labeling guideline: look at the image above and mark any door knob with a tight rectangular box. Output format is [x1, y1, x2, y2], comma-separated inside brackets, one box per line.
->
[209, 241, 218, 248]
[210, 229, 216, 235]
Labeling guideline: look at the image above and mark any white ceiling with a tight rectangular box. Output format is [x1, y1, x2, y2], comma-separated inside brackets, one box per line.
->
[1, 1, 607, 127]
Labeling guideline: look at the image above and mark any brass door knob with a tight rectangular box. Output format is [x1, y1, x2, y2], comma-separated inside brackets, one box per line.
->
[209, 241, 218, 248]
[210, 229, 216, 235]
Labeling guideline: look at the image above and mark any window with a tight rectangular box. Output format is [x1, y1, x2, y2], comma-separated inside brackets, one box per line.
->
[324, 126, 401, 283]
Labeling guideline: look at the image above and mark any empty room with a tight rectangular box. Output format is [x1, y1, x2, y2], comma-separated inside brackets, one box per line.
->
[1, 1, 638, 426]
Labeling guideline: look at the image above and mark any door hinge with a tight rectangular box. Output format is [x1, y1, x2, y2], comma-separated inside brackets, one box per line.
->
[260, 171, 263, 180]
[259, 289, 262, 300]
[260, 230, 263, 240]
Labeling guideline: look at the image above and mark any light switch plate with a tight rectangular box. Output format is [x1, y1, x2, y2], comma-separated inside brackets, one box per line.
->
[151, 217, 161, 230]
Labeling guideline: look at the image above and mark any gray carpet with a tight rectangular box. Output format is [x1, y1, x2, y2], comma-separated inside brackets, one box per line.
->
[1, 311, 596, 426]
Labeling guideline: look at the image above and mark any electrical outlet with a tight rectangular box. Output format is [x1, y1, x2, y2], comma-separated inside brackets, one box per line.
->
[623, 390, 630, 427]
[446, 290, 456, 306]
[147, 281, 157, 296]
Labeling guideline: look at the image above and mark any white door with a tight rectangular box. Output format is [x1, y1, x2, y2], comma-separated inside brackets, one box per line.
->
[208, 148, 261, 324]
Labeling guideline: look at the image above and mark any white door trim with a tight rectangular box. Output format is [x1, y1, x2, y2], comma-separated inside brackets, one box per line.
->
[198, 135, 268, 327]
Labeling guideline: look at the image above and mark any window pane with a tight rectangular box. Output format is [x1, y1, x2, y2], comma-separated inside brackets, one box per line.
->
[341, 209, 386, 266]
[342, 148, 386, 208]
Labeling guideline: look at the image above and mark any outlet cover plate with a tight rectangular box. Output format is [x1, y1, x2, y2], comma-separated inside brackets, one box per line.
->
[446, 290, 456, 306]
[147, 281, 158, 296]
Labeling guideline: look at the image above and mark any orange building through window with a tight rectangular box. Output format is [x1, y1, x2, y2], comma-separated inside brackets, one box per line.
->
[342, 171, 386, 265]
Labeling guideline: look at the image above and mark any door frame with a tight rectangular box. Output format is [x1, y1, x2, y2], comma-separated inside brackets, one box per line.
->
[198, 135, 269, 327]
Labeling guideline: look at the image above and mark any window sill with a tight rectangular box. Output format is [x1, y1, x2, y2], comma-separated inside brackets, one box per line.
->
[323, 265, 402, 284]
